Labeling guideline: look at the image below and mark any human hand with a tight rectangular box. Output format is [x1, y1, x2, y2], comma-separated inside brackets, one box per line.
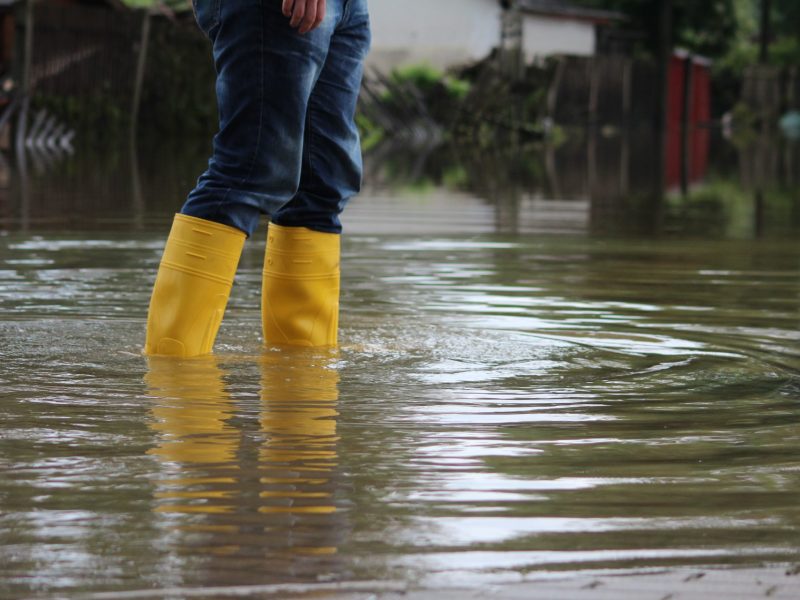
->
[282, 0, 327, 34]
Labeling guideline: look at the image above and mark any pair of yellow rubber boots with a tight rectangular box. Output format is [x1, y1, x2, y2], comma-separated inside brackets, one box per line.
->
[144, 214, 340, 357]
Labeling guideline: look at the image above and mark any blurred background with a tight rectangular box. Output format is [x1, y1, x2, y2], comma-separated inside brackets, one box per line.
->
[0, 0, 797, 238]
[1, 4, 799, 596]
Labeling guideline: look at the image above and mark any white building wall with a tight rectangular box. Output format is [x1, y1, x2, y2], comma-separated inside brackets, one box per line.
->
[521, 15, 596, 61]
[366, 0, 503, 73]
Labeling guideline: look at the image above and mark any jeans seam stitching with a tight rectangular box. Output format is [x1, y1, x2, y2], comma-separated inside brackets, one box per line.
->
[307, 95, 318, 184]
[305, 45, 331, 195]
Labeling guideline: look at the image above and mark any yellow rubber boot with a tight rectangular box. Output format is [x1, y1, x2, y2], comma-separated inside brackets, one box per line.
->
[261, 223, 340, 347]
[144, 214, 246, 357]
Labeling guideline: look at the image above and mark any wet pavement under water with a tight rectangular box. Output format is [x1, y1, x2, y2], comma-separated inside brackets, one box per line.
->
[0, 137, 799, 597]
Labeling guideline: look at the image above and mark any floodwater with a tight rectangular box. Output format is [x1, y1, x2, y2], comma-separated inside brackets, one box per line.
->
[0, 135, 799, 597]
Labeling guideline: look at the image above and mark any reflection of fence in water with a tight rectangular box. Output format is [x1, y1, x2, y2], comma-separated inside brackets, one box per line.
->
[0, 141, 212, 231]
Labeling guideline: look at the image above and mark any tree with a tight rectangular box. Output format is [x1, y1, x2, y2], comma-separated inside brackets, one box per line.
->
[574, 0, 739, 60]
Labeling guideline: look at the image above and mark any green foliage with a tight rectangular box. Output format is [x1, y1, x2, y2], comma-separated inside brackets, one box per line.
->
[712, 0, 800, 70]
[673, 0, 739, 58]
[451, 59, 553, 146]
[729, 102, 759, 143]
[548, 124, 568, 147]
[768, 37, 800, 68]
[441, 164, 468, 188]
[355, 113, 384, 151]
[389, 63, 471, 102]
[575, 0, 798, 68]
[446, 78, 471, 100]
[666, 176, 799, 238]
[378, 63, 473, 131]
[121, 0, 190, 9]
[390, 64, 443, 91]
[772, 0, 800, 39]
[575, 0, 799, 116]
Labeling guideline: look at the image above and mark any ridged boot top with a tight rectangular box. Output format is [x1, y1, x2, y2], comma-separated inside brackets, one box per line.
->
[263, 223, 340, 279]
[162, 214, 247, 284]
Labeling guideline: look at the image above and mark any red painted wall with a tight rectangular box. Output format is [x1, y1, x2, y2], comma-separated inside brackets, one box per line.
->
[665, 53, 711, 191]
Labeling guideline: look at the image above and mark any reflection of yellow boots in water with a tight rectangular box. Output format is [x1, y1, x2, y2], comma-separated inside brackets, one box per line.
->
[145, 356, 240, 515]
[145, 214, 245, 357]
[261, 223, 340, 347]
[260, 349, 340, 554]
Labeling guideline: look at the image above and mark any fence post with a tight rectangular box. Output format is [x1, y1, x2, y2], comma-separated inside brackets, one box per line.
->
[621, 58, 632, 127]
[130, 9, 151, 141]
[546, 56, 564, 122]
[588, 57, 599, 126]
[620, 59, 632, 198]
[499, 3, 523, 81]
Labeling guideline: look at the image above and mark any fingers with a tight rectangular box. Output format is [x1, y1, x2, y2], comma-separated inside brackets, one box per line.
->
[300, 0, 325, 33]
[295, 0, 316, 33]
[289, 0, 306, 28]
[314, 0, 326, 29]
[287, 0, 326, 34]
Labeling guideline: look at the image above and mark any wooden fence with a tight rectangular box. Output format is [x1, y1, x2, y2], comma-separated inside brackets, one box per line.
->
[741, 65, 800, 122]
[16, 1, 215, 142]
[31, 3, 140, 101]
[12, 2, 799, 145]
[547, 55, 660, 126]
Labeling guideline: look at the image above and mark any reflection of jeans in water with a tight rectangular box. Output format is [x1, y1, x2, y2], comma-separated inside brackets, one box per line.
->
[182, 0, 371, 237]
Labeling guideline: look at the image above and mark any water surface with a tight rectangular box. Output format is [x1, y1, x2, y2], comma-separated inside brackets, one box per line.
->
[0, 141, 799, 597]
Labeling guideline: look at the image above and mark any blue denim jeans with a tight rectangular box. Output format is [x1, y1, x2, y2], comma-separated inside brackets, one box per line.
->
[182, 0, 371, 237]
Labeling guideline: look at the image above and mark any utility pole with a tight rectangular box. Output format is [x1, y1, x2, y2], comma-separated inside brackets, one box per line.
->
[655, 0, 672, 134]
[499, 0, 523, 81]
[651, 0, 672, 232]
[759, 0, 771, 64]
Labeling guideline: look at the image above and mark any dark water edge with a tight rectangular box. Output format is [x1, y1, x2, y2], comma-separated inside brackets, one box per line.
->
[0, 130, 798, 239]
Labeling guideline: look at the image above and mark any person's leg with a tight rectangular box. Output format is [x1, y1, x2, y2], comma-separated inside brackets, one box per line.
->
[182, 0, 341, 237]
[145, 0, 341, 357]
[262, 1, 371, 347]
[270, 0, 371, 234]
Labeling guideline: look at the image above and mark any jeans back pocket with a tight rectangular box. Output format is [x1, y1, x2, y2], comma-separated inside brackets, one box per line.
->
[191, 0, 221, 39]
